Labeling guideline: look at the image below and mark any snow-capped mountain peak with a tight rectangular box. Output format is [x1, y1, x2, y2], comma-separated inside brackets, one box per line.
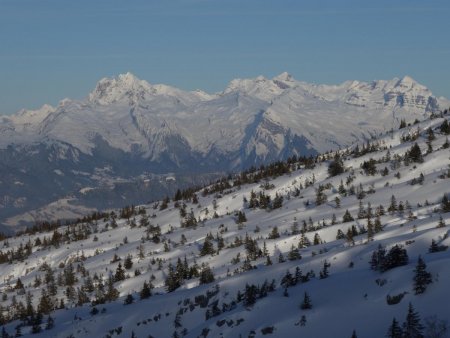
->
[88, 72, 153, 105]
[273, 71, 294, 82]
[394, 75, 427, 91]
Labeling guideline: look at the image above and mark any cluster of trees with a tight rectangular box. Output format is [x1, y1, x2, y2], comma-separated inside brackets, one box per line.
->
[164, 257, 202, 292]
[370, 244, 408, 272]
[244, 190, 283, 210]
[239, 280, 276, 307]
[386, 303, 448, 338]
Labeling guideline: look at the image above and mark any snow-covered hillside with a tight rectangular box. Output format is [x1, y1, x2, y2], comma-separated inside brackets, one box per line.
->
[0, 111, 449, 337]
[1, 72, 449, 228]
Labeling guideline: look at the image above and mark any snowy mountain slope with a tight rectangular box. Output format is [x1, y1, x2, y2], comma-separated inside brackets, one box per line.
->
[0, 112, 449, 337]
[1, 72, 448, 228]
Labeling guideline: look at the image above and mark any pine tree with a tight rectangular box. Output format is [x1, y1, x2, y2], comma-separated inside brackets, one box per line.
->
[350, 330, 357, 338]
[37, 289, 53, 315]
[199, 264, 215, 285]
[388, 195, 398, 213]
[299, 233, 311, 248]
[437, 215, 446, 228]
[315, 185, 327, 205]
[45, 315, 54, 330]
[200, 237, 215, 256]
[114, 262, 126, 282]
[268, 226, 280, 239]
[336, 229, 346, 240]
[342, 209, 354, 223]
[328, 153, 344, 177]
[291, 218, 300, 235]
[123, 254, 133, 270]
[236, 210, 247, 223]
[63, 263, 77, 286]
[319, 260, 330, 279]
[243, 284, 257, 307]
[374, 215, 383, 233]
[165, 263, 181, 292]
[429, 239, 438, 253]
[402, 303, 424, 338]
[413, 256, 432, 295]
[407, 143, 423, 163]
[313, 233, 322, 245]
[386, 317, 403, 338]
[300, 292, 312, 309]
[140, 281, 153, 299]
[124, 294, 134, 305]
[288, 245, 301, 261]
[367, 217, 374, 242]
[105, 276, 119, 301]
[441, 194, 450, 212]
[440, 119, 450, 134]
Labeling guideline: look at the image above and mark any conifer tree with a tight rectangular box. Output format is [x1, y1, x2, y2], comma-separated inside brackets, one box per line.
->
[429, 239, 439, 253]
[268, 226, 280, 239]
[440, 119, 450, 134]
[45, 315, 54, 330]
[386, 317, 403, 338]
[413, 256, 432, 295]
[367, 217, 374, 242]
[300, 292, 312, 310]
[328, 153, 344, 177]
[388, 195, 398, 213]
[336, 229, 346, 240]
[199, 264, 215, 285]
[437, 215, 446, 228]
[236, 211, 247, 223]
[313, 233, 322, 245]
[319, 260, 330, 279]
[342, 210, 354, 223]
[243, 284, 257, 307]
[374, 215, 383, 233]
[123, 254, 133, 270]
[165, 263, 181, 292]
[140, 281, 153, 299]
[200, 237, 215, 256]
[105, 276, 119, 301]
[402, 303, 424, 338]
[441, 194, 450, 213]
[407, 143, 423, 163]
[315, 185, 327, 205]
[114, 262, 126, 282]
[124, 294, 134, 305]
[288, 245, 301, 261]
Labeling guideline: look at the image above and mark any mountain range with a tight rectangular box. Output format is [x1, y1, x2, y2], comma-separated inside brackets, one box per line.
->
[0, 72, 448, 230]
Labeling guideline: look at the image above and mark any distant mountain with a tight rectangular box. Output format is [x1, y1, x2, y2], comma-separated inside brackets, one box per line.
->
[0, 72, 448, 229]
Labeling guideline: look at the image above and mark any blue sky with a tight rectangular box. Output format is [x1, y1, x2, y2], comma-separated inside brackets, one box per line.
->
[1, 0, 449, 114]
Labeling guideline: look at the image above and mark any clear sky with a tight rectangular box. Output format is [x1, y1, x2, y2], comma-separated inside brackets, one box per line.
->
[1, 0, 449, 114]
